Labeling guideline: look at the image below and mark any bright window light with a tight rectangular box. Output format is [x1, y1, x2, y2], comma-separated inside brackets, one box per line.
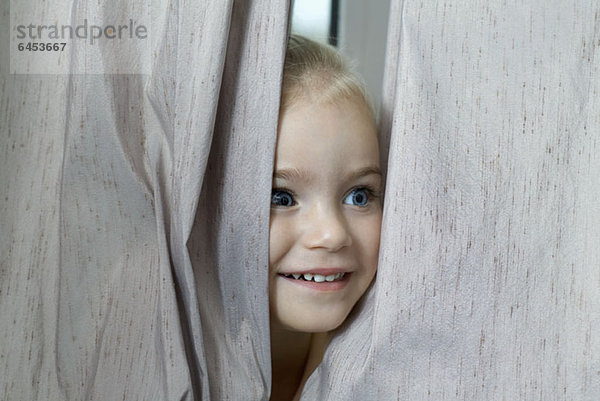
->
[291, 0, 332, 44]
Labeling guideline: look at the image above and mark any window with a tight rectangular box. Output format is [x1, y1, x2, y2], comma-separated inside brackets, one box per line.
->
[291, 0, 338, 46]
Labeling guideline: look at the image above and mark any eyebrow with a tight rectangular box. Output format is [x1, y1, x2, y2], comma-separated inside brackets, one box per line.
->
[273, 166, 382, 184]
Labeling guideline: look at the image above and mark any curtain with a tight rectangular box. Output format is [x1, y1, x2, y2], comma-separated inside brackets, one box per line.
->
[1, 0, 288, 400]
[1, 1, 599, 401]
[303, 1, 600, 400]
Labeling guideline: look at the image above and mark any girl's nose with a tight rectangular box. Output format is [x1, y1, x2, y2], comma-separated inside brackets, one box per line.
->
[301, 204, 352, 252]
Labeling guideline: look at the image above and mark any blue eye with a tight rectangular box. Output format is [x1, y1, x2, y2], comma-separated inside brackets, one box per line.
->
[271, 190, 295, 207]
[344, 188, 369, 206]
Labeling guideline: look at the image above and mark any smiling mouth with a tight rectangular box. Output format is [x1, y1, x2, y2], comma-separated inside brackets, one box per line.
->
[278, 272, 347, 282]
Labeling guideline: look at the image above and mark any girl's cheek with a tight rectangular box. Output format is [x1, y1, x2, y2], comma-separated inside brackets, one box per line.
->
[349, 210, 382, 235]
[360, 213, 382, 264]
[269, 214, 296, 261]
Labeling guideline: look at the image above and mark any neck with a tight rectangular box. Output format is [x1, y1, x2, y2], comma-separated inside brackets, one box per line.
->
[270, 322, 311, 401]
[270, 323, 330, 401]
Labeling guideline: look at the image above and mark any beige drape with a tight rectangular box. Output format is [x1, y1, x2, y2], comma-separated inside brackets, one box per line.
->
[303, 1, 600, 400]
[1, 1, 598, 400]
[1, 0, 288, 399]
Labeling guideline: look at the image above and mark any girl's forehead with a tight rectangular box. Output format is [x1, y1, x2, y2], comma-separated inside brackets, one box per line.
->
[277, 97, 377, 144]
[274, 98, 380, 180]
[282, 90, 374, 120]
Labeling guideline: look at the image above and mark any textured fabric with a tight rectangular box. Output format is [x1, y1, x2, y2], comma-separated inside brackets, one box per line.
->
[2, 1, 599, 400]
[303, 1, 600, 400]
[1, 0, 288, 400]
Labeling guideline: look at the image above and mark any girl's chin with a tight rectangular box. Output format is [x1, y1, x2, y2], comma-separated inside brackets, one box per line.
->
[273, 310, 349, 333]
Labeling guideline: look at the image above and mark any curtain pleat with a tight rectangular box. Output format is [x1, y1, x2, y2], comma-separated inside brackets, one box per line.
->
[187, 0, 289, 399]
[303, 1, 600, 400]
[1, 1, 288, 400]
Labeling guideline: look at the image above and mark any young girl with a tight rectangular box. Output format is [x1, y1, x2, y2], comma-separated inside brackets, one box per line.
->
[269, 35, 383, 401]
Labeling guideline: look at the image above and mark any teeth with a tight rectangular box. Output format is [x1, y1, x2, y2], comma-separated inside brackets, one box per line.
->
[284, 272, 347, 282]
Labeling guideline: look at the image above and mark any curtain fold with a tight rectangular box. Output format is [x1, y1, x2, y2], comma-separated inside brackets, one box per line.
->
[304, 1, 600, 400]
[1, 0, 288, 400]
[186, 0, 289, 399]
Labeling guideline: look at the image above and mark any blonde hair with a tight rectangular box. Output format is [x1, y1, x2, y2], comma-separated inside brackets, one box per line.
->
[281, 34, 374, 117]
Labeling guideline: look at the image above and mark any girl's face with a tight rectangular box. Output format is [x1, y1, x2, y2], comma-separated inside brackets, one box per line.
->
[269, 96, 382, 333]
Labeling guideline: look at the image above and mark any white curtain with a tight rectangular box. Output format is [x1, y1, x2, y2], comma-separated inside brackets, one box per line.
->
[1, 0, 288, 399]
[303, 1, 600, 400]
[1, 1, 598, 400]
